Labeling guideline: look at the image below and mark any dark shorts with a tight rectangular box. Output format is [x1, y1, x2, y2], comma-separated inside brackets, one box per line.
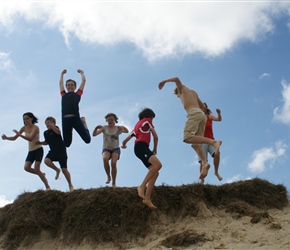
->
[46, 151, 68, 168]
[134, 141, 154, 168]
[25, 147, 44, 163]
[102, 147, 121, 160]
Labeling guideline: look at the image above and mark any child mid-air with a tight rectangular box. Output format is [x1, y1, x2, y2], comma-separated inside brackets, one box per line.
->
[36, 117, 74, 192]
[93, 113, 128, 188]
[59, 69, 91, 147]
[121, 108, 162, 209]
[2, 112, 50, 191]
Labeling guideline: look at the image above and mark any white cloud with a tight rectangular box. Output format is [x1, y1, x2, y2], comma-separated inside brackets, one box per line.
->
[0, 2, 289, 61]
[0, 51, 13, 71]
[259, 72, 271, 79]
[226, 174, 243, 183]
[0, 195, 13, 208]
[273, 79, 290, 125]
[247, 141, 287, 173]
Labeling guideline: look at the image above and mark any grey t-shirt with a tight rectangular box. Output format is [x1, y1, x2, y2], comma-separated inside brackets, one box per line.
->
[103, 125, 122, 149]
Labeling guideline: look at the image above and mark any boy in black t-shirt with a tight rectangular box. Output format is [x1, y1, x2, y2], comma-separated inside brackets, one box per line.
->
[36, 117, 74, 192]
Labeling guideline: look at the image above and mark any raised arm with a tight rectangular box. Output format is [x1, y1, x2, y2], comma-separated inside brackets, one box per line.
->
[92, 125, 104, 137]
[47, 121, 61, 135]
[118, 126, 129, 133]
[210, 108, 222, 122]
[15, 125, 39, 142]
[77, 69, 86, 91]
[1, 126, 25, 141]
[158, 77, 183, 92]
[59, 69, 67, 92]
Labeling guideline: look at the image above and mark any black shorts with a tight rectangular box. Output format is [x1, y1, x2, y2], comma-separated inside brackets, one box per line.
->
[25, 147, 44, 163]
[46, 151, 68, 168]
[134, 141, 154, 168]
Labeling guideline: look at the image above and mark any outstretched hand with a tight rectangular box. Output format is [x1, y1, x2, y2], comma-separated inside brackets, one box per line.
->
[61, 69, 67, 75]
[77, 69, 84, 74]
[1, 134, 7, 140]
[12, 129, 20, 136]
[158, 81, 166, 90]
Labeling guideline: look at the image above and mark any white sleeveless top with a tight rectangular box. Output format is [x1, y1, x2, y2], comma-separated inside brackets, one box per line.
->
[26, 127, 42, 152]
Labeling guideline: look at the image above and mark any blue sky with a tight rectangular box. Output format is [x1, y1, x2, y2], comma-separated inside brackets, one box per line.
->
[1, 1, 290, 207]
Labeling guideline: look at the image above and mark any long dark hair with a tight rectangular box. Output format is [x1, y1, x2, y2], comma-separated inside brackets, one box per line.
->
[203, 103, 212, 115]
[23, 112, 38, 125]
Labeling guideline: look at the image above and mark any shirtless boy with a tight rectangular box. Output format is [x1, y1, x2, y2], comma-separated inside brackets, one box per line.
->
[158, 77, 222, 180]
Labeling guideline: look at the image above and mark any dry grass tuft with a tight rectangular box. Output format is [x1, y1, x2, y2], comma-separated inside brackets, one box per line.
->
[0, 178, 288, 250]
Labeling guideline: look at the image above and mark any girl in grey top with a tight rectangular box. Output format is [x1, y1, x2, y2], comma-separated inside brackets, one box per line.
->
[93, 113, 128, 188]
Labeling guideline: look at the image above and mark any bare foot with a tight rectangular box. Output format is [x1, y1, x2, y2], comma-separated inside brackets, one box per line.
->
[215, 172, 223, 181]
[69, 185, 74, 192]
[55, 168, 61, 180]
[200, 163, 210, 179]
[142, 200, 157, 210]
[45, 187, 51, 191]
[200, 178, 204, 184]
[81, 117, 88, 129]
[213, 140, 222, 155]
[106, 177, 111, 184]
[112, 184, 117, 189]
[137, 186, 145, 199]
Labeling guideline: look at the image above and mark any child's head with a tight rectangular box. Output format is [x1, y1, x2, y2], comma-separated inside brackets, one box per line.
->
[45, 116, 56, 124]
[65, 79, 77, 92]
[105, 113, 118, 124]
[23, 112, 38, 125]
[138, 108, 155, 120]
[45, 116, 56, 129]
[203, 102, 211, 115]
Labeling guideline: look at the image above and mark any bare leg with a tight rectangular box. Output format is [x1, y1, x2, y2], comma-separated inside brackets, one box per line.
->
[143, 171, 159, 209]
[44, 158, 61, 180]
[62, 168, 74, 192]
[139, 155, 162, 209]
[102, 152, 111, 184]
[192, 145, 210, 179]
[111, 153, 118, 188]
[199, 162, 205, 184]
[213, 151, 222, 181]
[25, 161, 50, 190]
[185, 136, 222, 155]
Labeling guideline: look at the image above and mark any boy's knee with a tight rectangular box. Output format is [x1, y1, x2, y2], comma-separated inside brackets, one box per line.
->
[44, 158, 51, 165]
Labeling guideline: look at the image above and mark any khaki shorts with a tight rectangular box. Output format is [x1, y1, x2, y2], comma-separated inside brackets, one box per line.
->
[183, 108, 206, 146]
